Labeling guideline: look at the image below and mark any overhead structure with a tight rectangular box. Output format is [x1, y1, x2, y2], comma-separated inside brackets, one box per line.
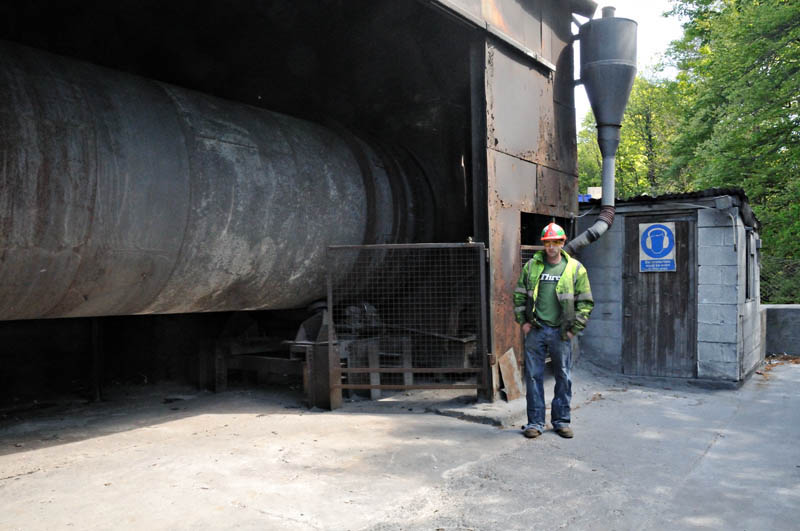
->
[0, 42, 431, 321]
[0, 1, 638, 402]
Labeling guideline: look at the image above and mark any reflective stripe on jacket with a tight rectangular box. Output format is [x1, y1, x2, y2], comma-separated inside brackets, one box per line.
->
[513, 250, 594, 339]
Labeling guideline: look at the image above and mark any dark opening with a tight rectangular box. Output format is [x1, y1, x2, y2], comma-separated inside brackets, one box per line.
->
[0, 0, 481, 406]
[0, 0, 477, 242]
[520, 212, 574, 246]
[746, 230, 756, 301]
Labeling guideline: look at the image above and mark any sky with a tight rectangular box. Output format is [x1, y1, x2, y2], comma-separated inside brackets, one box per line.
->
[573, 0, 685, 127]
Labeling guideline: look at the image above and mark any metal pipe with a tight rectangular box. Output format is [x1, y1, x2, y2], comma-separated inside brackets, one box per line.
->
[565, 7, 636, 256]
[0, 41, 430, 320]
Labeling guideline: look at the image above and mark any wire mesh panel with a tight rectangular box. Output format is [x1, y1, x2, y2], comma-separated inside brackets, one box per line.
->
[761, 255, 800, 304]
[521, 245, 542, 265]
[327, 243, 487, 392]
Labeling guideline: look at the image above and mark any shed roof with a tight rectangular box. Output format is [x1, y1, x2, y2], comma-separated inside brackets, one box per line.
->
[618, 187, 751, 205]
[579, 188, 760, 229]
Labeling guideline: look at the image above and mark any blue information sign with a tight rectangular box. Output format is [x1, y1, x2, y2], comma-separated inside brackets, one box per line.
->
[639, 223, 676, 272]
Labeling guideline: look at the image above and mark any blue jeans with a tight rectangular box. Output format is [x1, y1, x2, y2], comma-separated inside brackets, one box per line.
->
[524, 324, 572, 432]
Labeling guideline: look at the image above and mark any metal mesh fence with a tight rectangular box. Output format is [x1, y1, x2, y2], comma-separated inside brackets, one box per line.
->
[760, 255, 800, 304]
[521, 245, 542, 265]
[327, 243, 487, 391]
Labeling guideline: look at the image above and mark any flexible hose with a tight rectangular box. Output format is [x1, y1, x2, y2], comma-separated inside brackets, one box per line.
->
[565, 125, 620, 256]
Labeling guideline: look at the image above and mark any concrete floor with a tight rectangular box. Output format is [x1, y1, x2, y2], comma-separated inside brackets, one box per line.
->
[1, 358, 798, 530]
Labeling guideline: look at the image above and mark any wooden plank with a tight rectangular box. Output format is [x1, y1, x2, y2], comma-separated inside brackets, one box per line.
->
[497, 347, 523, 401]
[308, 310, 342, 410]
[368, 343, 381, 400]
[623, 215, 697, 377]
[401, 337, 413, 387]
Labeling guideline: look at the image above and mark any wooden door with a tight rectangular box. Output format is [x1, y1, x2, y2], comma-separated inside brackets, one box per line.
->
[622, 214, 697, 377]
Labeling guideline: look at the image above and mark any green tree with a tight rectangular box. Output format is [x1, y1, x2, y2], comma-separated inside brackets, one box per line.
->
[577, 111, 602, 193]
[667, 0, 800, 258]
[578, 76, 684, 199]
[624, 77, 685, 194]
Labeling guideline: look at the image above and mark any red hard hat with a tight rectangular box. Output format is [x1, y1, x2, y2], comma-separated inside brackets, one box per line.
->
[541, 222, 567, 241]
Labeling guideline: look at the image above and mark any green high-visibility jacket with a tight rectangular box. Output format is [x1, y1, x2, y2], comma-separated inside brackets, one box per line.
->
[513, 250, 594, 339]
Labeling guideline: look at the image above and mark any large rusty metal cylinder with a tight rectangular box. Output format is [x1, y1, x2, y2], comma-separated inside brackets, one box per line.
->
[0, 42, 428, 320]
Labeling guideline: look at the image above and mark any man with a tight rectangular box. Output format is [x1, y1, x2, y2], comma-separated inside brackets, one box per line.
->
[513, 222, 593, 439]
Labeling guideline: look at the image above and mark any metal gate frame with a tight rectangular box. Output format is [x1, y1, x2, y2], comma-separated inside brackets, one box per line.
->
[325, 243, 489, 404]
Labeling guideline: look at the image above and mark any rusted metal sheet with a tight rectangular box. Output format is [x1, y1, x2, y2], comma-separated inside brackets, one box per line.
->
[487, 203, 522, 366]
[547, 2, 579, 175]
[485, 42, 575, 176]
[0, 42, 430, 320]
[548, 2, 576, 108]
[486, 148, 525, 369]
[536, 166, 578, 219]
[432, 0, 483, 24]
[481, 0, 543, 58]
[491, 156, 549, 369]
[431, 0, 554, 70]
[554, 101, 579, 174]
[491, 150, 537, 212]
[481, 3, 578, 380]
[430, 0, 592, 67]
[485, 43, 545, 164]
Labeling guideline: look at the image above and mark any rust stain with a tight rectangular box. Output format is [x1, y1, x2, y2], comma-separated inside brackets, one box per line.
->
[482, 0, 510, 33]
[756, 355, 800, 380]
[494, 190, 511, 209]
[574, 392, 605, 411]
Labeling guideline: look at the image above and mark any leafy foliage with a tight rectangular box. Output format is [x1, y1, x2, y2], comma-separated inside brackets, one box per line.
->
[666, 0, 800, 258]
[578, 76, 685, 198]
[578, 0, 800, 261]
[760, 255, 800, 304]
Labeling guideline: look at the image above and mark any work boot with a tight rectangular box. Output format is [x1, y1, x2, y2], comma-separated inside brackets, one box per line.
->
[523, 427, 542, 439]
[554, 426, 574, 438]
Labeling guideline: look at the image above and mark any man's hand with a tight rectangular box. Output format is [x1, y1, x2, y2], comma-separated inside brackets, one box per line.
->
[522, 322, 532, 335]
[566, 330, 574, 340]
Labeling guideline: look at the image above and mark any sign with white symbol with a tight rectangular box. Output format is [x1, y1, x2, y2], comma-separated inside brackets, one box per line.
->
[639, 222, 676, 272]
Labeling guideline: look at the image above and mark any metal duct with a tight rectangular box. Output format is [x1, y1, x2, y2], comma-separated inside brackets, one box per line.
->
[566, 6, 636, 255]
[0, 41, 431, 320]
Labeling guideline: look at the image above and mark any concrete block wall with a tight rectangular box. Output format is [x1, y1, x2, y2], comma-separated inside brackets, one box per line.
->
[741, 300, 762, 377]
[740, 230, 763, 377]
[575, 216, 624, 370]
[576, 199, 761, 382]
[697, 209, 739, 380]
